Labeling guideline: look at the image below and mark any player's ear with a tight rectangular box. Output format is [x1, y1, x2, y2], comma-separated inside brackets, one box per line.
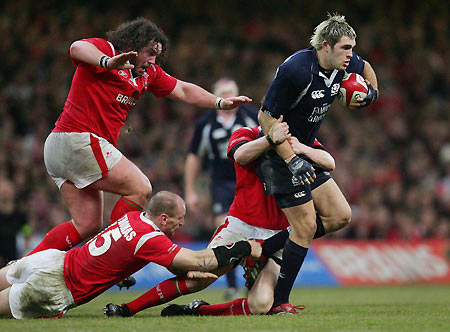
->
[160, 213, 169, 225]
[322, 40, 330, 52]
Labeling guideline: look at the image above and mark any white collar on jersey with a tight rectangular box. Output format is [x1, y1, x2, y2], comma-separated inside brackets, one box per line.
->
[139, 212, 161, 231]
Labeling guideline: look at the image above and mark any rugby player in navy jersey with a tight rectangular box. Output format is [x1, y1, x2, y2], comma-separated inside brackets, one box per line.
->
[257, 13, 379, 314]
[184, 78, 258, 299]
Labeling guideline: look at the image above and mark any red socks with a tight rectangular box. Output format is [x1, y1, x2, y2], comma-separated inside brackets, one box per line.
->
[27, 220, 82, 255]
[198, 298, 251, 316]
[110, 197, 143, 225]
[126, 277, 190, 316]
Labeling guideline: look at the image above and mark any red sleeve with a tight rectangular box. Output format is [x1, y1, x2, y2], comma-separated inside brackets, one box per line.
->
[135, 233, 181, 268]
[68, 38, 115, 72]
[227, 126, 259, 159]
[146, 65, 177, 98]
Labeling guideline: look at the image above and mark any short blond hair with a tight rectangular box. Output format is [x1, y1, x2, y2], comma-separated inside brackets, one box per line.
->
[310, 13, 356, 50]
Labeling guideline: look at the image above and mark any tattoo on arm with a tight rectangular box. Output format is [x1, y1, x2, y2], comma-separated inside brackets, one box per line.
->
[198, 257, 215, 271]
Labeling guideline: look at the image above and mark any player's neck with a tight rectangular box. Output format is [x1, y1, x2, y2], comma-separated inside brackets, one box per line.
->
[316, 50, 333, 71]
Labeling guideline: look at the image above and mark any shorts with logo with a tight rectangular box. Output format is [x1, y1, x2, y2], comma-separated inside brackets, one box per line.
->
[256, 150, 332, 209]
[6, 249, 76, 319]
[44, 132, 122, 189]
[208, 216, 285, 261]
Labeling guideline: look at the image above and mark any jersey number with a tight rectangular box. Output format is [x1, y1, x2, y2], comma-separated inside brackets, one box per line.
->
[88, 227, 122, 256]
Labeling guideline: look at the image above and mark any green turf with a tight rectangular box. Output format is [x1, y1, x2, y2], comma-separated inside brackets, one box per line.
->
[1, 286, 449, 332]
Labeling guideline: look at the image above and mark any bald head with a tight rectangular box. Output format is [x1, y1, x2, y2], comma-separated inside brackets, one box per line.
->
[146, 191, 185, 218]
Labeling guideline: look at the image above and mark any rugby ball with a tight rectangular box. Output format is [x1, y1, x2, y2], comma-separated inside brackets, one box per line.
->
[338, 73, 368, 107]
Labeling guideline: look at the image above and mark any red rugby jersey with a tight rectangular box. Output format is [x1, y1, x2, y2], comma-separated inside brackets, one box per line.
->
[226, 126, 289, 230]
[54, 38, 177, 145]
[64, 211, 180, 305]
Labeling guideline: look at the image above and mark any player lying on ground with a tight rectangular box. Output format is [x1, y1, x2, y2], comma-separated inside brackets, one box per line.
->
[0, 191, 261, 319]
[104, 117, 336, 317]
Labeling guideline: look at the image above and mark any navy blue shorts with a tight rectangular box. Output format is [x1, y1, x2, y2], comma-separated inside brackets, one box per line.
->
[274, 170, 332, 208]
[211, 180, 235, 216]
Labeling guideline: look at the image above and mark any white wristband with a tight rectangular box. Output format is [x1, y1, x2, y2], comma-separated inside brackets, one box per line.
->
[215, 97, 224, 110]
[99, 55, 111, 68]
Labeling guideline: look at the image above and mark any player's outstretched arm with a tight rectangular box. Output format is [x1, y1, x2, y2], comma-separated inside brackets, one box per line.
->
[167, 80, 251, 110]
[288, 137, 335, 171]
[69, 40, 136, 70]
[170, 240, 261, 272]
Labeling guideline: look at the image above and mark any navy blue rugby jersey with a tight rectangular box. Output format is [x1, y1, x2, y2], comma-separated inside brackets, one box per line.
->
[262, 47, 364, 146]
[188, 104, 258, 183]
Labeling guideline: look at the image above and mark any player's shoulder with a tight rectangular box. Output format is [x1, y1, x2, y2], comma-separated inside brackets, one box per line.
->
[276, 47, 315, 84]
[281, 47, 315, 70]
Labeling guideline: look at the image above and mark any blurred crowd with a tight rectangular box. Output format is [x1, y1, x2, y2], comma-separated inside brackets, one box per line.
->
[0, 0, 448, 262]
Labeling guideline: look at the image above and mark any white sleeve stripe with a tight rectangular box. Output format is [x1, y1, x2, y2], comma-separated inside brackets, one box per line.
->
[134, 231, 164, 255]
[107, 41, 116, 56]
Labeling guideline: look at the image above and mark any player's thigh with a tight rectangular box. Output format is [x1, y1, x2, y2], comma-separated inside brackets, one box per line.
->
[90, 155, 151, 197]
[312, 178, 351, 221]
[60, 182, 103, 236]
[282, 201, 316, 231]
[248, 259, 280, 314]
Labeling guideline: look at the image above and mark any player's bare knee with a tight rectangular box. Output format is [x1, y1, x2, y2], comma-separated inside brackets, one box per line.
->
[249, 294, 273, 314]
[134, 181, 152, 206]
[338, 206, 352, 228]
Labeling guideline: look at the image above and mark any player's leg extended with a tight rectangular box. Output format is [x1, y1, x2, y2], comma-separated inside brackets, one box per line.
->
[90, 155, 152, 224]
[270, 201, 316, 310]
[106, 266, 230, 317]
[312, 178, 351, 234]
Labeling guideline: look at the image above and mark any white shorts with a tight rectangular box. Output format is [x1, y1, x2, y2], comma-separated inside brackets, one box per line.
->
[208, 216, 284, 261]
[44, 132, 122, 189]
[6, 249, 76, 319]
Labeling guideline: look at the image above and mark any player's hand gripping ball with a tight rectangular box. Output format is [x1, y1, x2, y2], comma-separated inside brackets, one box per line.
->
[338, 73, 368, 108]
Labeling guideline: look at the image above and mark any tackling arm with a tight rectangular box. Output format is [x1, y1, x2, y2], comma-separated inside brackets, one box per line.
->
[258, 111, 316, 184]
[258, 111, 296, 162]
[288, 137, 335, 171]
[167, 80, 252, 110]
[170, 240, 262, 272]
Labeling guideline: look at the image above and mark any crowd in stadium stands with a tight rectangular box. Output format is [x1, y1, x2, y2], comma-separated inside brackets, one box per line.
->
[0, 1, 448, 264]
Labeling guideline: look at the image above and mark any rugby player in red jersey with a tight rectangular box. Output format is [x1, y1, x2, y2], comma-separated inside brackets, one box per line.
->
[0, 191, 261, 319]
[104, 116, 336, 317]
[27, 18, 251, 259]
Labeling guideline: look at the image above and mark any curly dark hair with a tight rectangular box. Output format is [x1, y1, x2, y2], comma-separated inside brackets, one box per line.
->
[106, 17, 168, 64]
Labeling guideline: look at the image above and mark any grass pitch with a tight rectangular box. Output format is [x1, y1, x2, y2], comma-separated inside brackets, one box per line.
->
[0, 285, 448, 332]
